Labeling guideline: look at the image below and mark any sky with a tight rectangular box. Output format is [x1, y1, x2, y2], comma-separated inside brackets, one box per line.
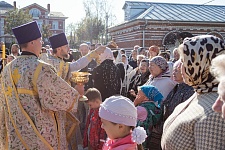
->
[5, 0, 224, 27]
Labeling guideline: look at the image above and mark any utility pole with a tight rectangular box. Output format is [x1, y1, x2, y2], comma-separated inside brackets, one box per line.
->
[105, 13, 109, 45]
[140, 19, 148, 48]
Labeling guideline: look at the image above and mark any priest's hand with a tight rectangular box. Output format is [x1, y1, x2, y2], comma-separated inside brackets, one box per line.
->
[75, 84, 84, 96]
[94, 45, 106, 55]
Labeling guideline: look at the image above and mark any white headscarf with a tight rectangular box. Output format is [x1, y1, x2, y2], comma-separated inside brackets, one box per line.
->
[99, 47, 114, 63]
[114, 50, 122, 64]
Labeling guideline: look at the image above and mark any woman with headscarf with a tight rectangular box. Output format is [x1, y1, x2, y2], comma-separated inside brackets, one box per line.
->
[92, 47, 121, 101]
[128, 59, 150, 101]
[135, 85, 163, 149]
[161, 35, 225, 150]
[143, 56, 176, 149]
[121, 54, 133, 96]
[162, 60, 194, 121]
[145, 56, 176, 101]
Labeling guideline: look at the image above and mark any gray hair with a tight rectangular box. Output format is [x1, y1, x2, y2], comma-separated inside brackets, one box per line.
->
[211, 54, 225, 81]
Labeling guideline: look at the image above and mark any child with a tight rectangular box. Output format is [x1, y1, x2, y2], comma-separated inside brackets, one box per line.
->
[134, 85, 163, 149]
[99, 95, 147, 150]
[83, 88, 106, 150]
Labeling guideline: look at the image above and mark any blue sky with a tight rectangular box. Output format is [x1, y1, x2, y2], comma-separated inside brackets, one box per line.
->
[5, 0, 224, 26]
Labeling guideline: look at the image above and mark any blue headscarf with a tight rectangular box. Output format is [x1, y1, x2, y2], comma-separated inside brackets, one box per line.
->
[140, 85, 163, 107]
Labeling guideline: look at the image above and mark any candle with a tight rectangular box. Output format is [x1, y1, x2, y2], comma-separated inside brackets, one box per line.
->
[2, 43, 5, 59]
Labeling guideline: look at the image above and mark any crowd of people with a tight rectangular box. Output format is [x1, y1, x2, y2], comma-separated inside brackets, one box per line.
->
[0, 20, 225, 150]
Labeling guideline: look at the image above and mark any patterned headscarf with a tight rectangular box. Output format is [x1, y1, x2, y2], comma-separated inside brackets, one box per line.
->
[150, 56, 168, 73]
[140, 85, 163, 105]
[180, 35, 225, 93]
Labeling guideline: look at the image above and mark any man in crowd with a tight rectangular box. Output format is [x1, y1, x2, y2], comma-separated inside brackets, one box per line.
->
[79, 43, 97, 73]
[0, 21, 83, 149]
[10, 44, 20, 57]
[46, 33, 105, 149]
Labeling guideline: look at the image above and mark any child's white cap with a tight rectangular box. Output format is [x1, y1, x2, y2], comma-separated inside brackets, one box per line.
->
[99, 95, 137, 126]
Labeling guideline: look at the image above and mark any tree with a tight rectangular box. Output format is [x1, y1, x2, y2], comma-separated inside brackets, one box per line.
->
[82, 0, 115, 44]
[66, 23, 77, 48]
[42, 24, 52, 44]
[4, 8, 33, 35]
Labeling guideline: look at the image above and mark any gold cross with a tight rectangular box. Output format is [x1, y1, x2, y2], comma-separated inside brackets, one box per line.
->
[12, 68, 21, 85]
[5, 86, 13, 97]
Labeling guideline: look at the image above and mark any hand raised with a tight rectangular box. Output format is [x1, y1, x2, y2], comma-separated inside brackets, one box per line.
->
[95, 46, 106, 55]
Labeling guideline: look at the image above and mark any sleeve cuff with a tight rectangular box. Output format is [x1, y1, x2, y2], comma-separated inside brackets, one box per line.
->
[67, 95, 79, 112]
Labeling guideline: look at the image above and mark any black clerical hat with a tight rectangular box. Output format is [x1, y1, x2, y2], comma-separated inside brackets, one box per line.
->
[12, 21, 42, 44]
[49, 33, 68, 49]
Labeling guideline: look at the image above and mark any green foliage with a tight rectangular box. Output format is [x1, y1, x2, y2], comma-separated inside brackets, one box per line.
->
[4, 8, 33, 35]
[42, 24, 52, 43]
[66, 0, 116, 45]
[75, 16, 105, 43]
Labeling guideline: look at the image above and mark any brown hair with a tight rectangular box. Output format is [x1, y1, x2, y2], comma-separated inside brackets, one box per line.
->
[85, 88, 102, 102]
[159, 52, 170, 61]
[149, 45, 160, 54]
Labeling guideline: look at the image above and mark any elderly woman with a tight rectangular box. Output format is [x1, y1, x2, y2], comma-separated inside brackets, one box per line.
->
[93, 47, 121, 101]
[161, 35, 225, 150]
[128, 59, 150, 101]
[162, 60, 194, 121]
[211, 54, 225, 119]
[121, 54, 133, 95]
[135, 85, 163, 149]
[143, 56, 176, 149]
[145, 56, 176, 101]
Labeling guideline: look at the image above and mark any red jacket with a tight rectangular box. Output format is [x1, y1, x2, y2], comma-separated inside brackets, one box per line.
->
[83, 109, 106, 150]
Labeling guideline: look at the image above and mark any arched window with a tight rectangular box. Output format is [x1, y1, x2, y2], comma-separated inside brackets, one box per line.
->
[207, 31, 223, 40]
[162, 31, 193, 50]
[29, 8, 41, 17]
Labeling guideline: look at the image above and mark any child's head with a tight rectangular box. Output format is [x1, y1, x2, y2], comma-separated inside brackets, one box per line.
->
[99, 95, 147, 143]
[134, 85, 163, 107]
[85, 88, 102, 109]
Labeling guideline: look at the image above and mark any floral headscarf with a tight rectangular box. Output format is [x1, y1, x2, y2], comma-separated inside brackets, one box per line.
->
[180, 35, 225, 93]
[150, 56, 168, 73]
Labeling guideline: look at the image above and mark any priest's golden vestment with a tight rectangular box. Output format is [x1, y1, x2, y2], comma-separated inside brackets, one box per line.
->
[0, 55, 79, 149]
[41, 52, 98, 149]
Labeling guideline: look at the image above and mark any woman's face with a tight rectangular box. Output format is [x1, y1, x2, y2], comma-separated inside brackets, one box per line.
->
[172, 62, 183, 83]
[212, 82, 225, 119]
[132, 50, 137, 60]
[7, 56, 14, 63]
[139, 50, 146, 56]
[122, 56, 126, 64]
[139, 61, 148, 74]
[149, 62, 162, 77]
[173, 50, 180, 61]
[149, 50, 158, 58]
[134, 90, 148, 106]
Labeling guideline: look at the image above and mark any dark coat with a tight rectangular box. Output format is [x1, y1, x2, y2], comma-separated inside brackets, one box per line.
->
[93, 59, 121, 101]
